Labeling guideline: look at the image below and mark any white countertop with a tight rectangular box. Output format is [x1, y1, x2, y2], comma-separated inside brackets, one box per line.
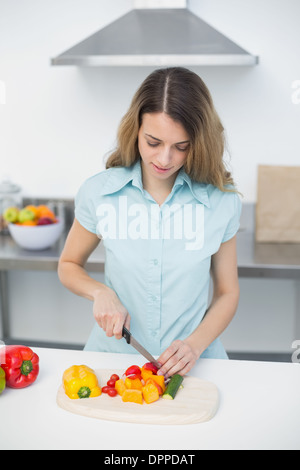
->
[0, 347, 299, 450]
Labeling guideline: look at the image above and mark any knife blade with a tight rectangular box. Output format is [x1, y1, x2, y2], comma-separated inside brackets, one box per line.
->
[122, 326, 161, 370]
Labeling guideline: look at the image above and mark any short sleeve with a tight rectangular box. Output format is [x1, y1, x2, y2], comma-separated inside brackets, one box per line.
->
[222, 192, 242, 243]
[74, 180, 97, 234]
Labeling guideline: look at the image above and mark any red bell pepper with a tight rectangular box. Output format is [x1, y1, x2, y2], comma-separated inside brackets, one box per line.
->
[125, 365, 141, 377]
[142, 362, 159, 374]
[1, 345, 39, 389]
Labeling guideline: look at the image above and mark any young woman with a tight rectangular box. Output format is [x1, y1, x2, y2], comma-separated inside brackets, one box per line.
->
[58, 67, 241, 379]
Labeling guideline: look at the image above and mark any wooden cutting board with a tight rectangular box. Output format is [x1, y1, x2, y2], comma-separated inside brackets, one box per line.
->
[57, 369, 219, 425]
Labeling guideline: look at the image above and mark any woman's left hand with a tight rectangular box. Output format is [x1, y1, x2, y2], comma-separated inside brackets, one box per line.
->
[156, 339, 200, 379]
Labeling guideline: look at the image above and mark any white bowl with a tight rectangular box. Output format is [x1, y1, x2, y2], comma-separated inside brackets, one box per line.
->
[8, 219, 64, 250]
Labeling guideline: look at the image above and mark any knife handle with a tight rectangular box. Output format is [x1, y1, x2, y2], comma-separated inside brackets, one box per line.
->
[122, 326, 131, 344]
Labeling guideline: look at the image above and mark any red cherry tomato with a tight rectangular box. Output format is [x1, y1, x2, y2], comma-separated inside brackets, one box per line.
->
[110, 374, 120, 381]
[102, 386, 113, 393]
[125, 365, 141, 377]
[107, 388, 117, 397]
[107, 379, 116, 388]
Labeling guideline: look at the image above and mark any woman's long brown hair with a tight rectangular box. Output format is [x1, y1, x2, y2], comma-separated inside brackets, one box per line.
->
[106, 67, 235, 191]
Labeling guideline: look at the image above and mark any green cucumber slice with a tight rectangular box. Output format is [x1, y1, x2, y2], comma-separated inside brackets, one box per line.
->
[162, 374, 184, 400]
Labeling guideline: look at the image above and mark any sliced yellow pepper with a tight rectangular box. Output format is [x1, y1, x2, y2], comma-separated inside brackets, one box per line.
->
[63, 365, 102, 399]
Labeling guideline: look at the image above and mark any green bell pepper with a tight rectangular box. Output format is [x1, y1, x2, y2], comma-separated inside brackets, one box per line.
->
[0, 366, 5, 395]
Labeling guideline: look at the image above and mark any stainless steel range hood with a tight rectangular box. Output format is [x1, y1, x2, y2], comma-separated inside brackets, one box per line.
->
[51, 0, 258, 67]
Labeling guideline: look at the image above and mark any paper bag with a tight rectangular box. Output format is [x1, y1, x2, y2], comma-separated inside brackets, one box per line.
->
[256, 165, 300, 243]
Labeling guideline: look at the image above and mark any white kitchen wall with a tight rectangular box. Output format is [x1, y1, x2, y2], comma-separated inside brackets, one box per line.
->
[1, 0, 300, 201]
[189, 0, 300, 200]
[0, 0, 133, 197]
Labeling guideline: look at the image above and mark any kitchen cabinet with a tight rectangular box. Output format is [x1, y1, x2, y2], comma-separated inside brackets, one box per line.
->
[0, 347, 299, 450]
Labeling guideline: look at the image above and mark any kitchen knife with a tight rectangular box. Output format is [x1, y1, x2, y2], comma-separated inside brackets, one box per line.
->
[122, 326, 161, 370]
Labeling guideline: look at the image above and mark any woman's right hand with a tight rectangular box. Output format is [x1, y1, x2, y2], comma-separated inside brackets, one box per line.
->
[58, 219, 130, 340]
[93, 285, 130, 340]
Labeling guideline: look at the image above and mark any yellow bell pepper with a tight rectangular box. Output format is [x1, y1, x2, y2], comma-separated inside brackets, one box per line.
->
[142, 382, 159, 404]
[63, 365, 102, 399]
[141, 368, 153, 382]
[122, 388, 143, 404]
[150, 374, 166, 393]
[115, 378, 127, 396]
[124, 376, 143, 390]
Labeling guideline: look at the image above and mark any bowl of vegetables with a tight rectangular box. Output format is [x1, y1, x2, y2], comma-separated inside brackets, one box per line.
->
[3, 204, 64, 250]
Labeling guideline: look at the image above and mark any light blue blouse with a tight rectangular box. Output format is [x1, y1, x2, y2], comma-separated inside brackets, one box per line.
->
[75, 160, 242, 359]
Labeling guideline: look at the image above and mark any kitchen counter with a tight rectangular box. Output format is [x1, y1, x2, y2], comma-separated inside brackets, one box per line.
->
[0, 227, 106, 272]
[0, 347, 299, 450]
[237, 204, 300, 279]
